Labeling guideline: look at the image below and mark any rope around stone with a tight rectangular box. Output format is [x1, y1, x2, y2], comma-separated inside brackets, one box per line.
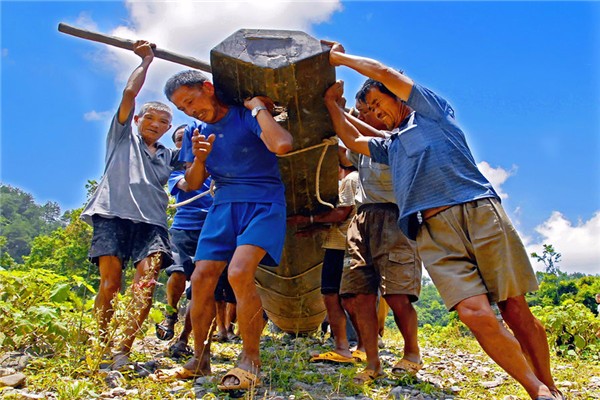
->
[169, 137, 338, 209]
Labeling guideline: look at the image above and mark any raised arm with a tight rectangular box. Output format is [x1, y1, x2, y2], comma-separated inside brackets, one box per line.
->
[324, 81, 371, 157]
[244, 96, 293, 155]
[118, 40, 155, 124]
[323, 40, 414, 102]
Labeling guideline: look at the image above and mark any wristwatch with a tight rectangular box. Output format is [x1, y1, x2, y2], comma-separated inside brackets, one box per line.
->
[251, 105, 268, 118]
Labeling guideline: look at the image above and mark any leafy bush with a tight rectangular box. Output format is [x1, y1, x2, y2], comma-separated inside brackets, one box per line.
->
[532, 300, 600, 360]
[0, 267, 94, 356]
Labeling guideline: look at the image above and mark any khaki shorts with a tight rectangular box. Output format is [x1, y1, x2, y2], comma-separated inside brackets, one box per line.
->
[417, 198, 538, 311]
[340, 203, 422, 301]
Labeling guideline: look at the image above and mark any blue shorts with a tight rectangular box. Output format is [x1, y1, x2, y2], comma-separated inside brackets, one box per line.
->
[195, 202, 286, 267]
[167, 228, 200, 279]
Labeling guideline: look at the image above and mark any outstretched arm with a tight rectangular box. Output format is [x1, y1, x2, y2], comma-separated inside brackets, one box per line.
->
[118, 40, 155, 124]
[244, 96, 293, 155]
[323, 40, 414, 102]
[324, 81, 371, 157]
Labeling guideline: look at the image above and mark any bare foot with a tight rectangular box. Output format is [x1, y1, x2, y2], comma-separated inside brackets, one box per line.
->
[182, 356, 211, 376]
[221, 363, 259, 388]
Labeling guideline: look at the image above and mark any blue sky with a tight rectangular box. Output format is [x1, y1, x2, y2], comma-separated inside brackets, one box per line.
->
[1, 1, 598, 274]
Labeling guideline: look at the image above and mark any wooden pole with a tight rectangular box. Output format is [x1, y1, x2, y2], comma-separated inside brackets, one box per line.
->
[58, 23, 212, 73]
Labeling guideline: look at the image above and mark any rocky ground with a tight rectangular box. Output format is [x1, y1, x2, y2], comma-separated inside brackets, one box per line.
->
[1, 328, 599, 400]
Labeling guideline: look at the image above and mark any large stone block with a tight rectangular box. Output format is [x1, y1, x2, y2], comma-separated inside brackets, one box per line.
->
[211, 29, 339, 334]
[211, 29, 338, 216]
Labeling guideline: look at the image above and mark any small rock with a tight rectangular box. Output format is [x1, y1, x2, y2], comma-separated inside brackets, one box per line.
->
[104, 371, 124, 388]
[481, 378, 504, 388]
[449, 386, 461, 393]
[0, 368, 16, 377]
[0, 352, 31, 371]
[194, 376, 210, 385]
[0, 373, 26, 388]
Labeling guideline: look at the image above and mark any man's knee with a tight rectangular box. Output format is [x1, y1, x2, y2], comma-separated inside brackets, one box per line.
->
[190, 262, 222, 287]
[384, 294, 412, 310]
[98, 259, 122, 294]
[227, 265, 254, 288]
[455, 297, 499, 334]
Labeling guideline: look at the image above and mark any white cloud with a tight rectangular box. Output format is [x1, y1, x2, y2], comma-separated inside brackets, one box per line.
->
[88, 0, 342, 99]
[1, 48, 8, 57]
[524, 211, 600, 275]
[84, 110, 111, 121]
[75, 12, 98, 31]
[477, 161, 515, 199]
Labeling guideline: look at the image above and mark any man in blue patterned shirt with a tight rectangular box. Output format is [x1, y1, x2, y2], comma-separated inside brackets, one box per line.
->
[322, 41, 562, 400]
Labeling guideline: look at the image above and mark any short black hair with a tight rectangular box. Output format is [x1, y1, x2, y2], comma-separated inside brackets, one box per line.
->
[355, 78, 397, 103]
[164, 70, 210, 101]
[171, 124, 187, 143]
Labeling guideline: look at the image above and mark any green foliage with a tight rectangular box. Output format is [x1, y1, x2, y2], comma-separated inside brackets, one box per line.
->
[0, 184, 64, 263]
[0, 235, 17, 268]
[532, 300, 599, 360]
[414, 279, 451, 327]
[0, 267, 95, 356]
[527, 273, 600, 315]
[23, 208, 97, 289]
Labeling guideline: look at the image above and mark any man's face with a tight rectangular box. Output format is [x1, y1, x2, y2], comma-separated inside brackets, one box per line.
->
[171, 83, 221, 124]
[356, 100, 387, 130]
[173, 129, 184, 149]
[364, 87, 403, 130]
[135, 109, 172, 145]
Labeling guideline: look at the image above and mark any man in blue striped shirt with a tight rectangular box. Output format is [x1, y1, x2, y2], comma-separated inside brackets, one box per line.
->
[322, 41, 562, 400]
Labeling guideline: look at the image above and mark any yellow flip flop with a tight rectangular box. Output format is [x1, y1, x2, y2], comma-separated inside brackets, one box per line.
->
[309, 351, 355, 363]
[351, 349, 367, 362]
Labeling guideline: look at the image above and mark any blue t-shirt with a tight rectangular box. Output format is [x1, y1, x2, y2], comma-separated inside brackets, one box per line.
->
[180, 105, 285, 205]
[368, 83, 498, 240]
[169, 170, 213, 231]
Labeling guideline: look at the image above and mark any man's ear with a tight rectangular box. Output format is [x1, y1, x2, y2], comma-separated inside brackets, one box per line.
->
[133, 114, 140, 125]
[202, 81, 215, 94]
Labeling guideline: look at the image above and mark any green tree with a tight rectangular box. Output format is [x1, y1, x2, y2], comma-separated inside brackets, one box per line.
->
[414, 279, 450, 327]
[23, 208, 97, 288]
[0, 184, 63, 263]
[0, 236, 16, 268]
[531, 244, 562, 275]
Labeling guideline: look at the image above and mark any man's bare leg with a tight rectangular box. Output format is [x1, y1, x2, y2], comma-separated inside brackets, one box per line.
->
[384, 294, 420, 364]
[455, 294, 553, 399]
[220, 245, 266, 387]
[94, 255, 123, 344]
[156, 271, 186, 339]
[323, 293, 352, 358]
[377, 296, 389, 341]
[226, 302, 237, 338]
[116, 253, 163, 355]
[183, 259, 226, 375]
[215, 300, 229, 341]
[342, 293, 382, 375]
[498, 295, 558, 393]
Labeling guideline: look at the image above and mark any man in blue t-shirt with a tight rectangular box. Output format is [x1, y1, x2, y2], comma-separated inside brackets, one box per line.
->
[322, 41, 561, 400]
[159, 70, 293, 389]
[156, 125, 237, 356]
